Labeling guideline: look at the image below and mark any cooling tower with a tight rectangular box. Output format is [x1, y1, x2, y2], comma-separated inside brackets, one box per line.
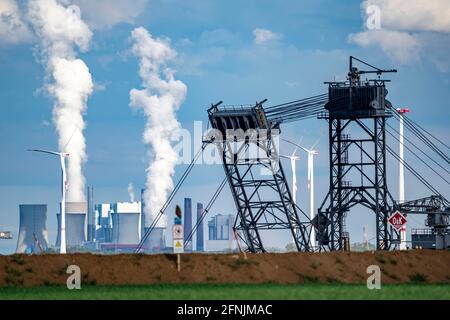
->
[16, 204, 49, 253]
[141, 227, 165, 250]
[140, 188, 166, 251]
[56, 202, 87, 248]
[111, 202, 141, 244]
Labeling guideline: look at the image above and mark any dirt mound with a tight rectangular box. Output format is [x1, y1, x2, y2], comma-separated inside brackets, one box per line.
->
[0, 250, 449, 287]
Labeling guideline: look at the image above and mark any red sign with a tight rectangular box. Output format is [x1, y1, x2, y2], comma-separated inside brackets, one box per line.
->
[388, 211, 407, 230]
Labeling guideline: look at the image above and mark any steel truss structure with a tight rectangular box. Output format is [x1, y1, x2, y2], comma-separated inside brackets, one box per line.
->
[316, 115, 398, 250]
[207, 102, 312, 253]
[394, 195, 450, 235]
[316, 57, 399, 251]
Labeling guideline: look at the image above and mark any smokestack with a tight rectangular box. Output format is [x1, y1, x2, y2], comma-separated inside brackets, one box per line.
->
[111, 202, 141, 244]
[87, 186, 94, 241]
[196, 202, 204, 251]
[28, 0, 93, 202]
[129, 27, 187, 232]
[16, 204, 49, 253]
[140, 188, 145, 241]
[184, 198, 192, 251]
[56, 202, 87, 248]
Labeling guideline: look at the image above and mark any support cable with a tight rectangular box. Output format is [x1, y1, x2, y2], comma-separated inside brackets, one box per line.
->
[391, 110, 450, 164]
[385, 127, 450, 184]
[135, 141, 210, 252]
[386, 144, 443, 197]
[184, 143, 251, 248]
[386, 122, 449, 175]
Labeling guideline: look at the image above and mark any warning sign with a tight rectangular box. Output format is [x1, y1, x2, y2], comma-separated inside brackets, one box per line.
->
[173, 224, 184, 240]
[388, 211, 407, 231]
[173, 239, 184, 253]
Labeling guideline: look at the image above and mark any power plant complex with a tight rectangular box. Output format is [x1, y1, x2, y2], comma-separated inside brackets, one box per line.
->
[15, 195, 212, 254]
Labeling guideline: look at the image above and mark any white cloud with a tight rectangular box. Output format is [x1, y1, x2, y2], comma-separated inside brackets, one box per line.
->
[71, 0, 149, 29]
[253, 28, 282, 45]
[350, 0, 450, 71]
[348, 29, 420, 64]
[0, 0, 33, 44]
[363, 0, 450, 33]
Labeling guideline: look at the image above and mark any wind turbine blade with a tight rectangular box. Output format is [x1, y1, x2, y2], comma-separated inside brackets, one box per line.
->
[311, 127, 325, 150]
[27, 149, 60, 156]
[291, 146, 299, 157]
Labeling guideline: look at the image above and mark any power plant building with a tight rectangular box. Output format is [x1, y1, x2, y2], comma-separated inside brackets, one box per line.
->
[206, 214, 234, 252]
[16, 204, 49, 253]
[94, 203, 112, 243]
[56, 202, 87, 248]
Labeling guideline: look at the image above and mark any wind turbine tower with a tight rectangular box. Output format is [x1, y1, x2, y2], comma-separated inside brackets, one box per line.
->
[303, 146, 318, 248]
[282, 138, 318, 248]
[280, 144, 301, 245]
[28, 149, 69, 254]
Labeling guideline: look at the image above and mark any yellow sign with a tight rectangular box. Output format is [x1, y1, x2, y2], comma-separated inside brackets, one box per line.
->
[174, 239, 184, 253]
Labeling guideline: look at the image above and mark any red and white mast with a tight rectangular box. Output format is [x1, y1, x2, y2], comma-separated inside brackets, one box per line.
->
[397, 107, 409, 250]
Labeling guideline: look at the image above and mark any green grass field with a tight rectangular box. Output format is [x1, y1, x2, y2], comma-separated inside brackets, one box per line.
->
[0, 284, 449, 300]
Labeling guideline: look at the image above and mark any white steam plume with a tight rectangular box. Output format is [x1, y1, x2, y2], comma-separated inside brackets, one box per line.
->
[129, 27, 187, 228]
[127, 183, 135, 202]
[28, 0, 93, 201]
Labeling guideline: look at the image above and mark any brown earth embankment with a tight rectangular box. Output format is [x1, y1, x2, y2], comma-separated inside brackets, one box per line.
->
[0, 250, 449, 287]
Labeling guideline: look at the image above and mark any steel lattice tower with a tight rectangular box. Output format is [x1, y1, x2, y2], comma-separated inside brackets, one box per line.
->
[316, 57, 399, 251]
[207, 101, 312, 253]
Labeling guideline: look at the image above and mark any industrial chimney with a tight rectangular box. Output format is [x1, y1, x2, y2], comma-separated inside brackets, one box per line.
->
[196, 202, 204, 251]
[184, 198, 193, 251]
[16, 204, 49, 253]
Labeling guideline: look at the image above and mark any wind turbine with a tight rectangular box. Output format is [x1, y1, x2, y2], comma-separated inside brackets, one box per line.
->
[282, 138, 318, 248]
[280, 150, 301, 205]
[280, 138, 301, 246]
[27, 149, 69, 254]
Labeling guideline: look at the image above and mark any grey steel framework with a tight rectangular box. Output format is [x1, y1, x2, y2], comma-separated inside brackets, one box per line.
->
[207, 102, 312, 253]
[394, 195, 450, 235]
[316, 57, 399, 251]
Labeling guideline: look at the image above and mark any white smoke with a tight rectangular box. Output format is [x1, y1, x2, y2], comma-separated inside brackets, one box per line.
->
[129, 27, 187, 228]
[127, 182, 135, 202]
[28, 0, 93, 201]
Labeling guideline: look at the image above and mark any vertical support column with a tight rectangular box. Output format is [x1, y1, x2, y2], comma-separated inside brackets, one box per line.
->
[397, 108, 409, 250]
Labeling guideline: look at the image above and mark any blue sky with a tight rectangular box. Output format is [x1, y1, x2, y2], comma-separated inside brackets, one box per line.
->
[0, 0, 449, 253]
